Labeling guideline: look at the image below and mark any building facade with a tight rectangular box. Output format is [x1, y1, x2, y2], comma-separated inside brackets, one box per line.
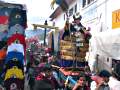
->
[49, 0, 120, 59]
[80, 0, 120, 72]
[50, 0, 120, 32]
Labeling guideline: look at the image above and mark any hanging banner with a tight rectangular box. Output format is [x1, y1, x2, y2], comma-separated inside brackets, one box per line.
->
[112, 9, 120, 29]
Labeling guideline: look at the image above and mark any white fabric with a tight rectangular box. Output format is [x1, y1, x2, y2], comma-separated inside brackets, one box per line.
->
[108, 77, 120, 90]
[90, 81, 97, 90]
[7, 43, 24, 55]
[90, 30, 120, 60]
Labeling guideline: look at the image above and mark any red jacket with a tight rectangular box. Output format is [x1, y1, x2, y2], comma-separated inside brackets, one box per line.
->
[7, 33, 26, 48]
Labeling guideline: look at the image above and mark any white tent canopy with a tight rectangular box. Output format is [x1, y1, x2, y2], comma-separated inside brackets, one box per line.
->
[90, 30, 120, 60]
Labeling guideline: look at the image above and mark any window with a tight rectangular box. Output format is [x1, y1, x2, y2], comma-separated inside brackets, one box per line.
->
[89, 0, 94, 4]
[82, 0, 95, 8]
[82, 0, 86, 8]
[87, 0, 91, 4]
[107, 58, 109, 62]
[69, 8, 73, 17]
[75, 4, 77, 13]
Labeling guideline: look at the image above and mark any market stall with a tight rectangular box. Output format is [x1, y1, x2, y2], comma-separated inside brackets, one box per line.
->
[0, 2, 27, 90]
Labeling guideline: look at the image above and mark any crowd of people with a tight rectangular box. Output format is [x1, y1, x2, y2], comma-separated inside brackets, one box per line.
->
[26, 55, 120, 90]
[26, 43, 120, 90]
[0, 43, 120, 90]
[25, 12, 120, 90]
[0, 11, 120, 90]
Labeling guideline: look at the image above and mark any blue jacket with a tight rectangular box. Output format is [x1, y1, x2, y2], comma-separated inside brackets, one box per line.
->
[5, 51, 24, 65]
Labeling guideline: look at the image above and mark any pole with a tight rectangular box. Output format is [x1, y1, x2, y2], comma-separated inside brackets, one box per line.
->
[44, 20, 48, 46]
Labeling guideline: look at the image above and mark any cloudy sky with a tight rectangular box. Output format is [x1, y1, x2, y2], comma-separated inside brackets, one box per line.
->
[3, 0, 55, 29]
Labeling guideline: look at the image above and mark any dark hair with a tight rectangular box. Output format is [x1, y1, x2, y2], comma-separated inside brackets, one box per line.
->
[98, 70, 111, 78]
[79, 71, 86, 78]
[41, 65, 52, 72]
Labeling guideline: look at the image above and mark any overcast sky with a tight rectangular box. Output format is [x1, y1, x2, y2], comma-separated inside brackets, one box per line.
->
[3, 0, 54, 29]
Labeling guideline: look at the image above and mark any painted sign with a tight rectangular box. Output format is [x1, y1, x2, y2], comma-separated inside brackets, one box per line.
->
[112, 9, 120, 29]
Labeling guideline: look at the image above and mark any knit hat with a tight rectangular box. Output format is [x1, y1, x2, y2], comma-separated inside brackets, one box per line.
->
[98, 70, 111, 78]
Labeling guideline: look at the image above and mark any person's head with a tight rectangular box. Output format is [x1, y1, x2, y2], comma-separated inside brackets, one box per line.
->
[42, 66, 52, 77]
[78, 72, 86, 86]
[98, 70, 111, 83]
[73, 12, 82, 24]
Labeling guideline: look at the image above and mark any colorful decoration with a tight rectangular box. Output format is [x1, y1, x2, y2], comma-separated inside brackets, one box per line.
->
[59, 12, 92, 67]
[0, 3, 27, 90]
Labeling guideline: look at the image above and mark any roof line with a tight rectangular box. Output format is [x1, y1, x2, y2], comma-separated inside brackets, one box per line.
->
[49, 0, 75, 21]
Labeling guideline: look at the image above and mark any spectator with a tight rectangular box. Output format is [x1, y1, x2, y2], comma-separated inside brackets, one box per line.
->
[34, 66, 59, 90]
[28, 64, 35, 90]
[91, 75, 103, 90]
[72, 72, 90, 90]
[48, 55, 53, 64]
[109, 64, 120, 90]
[95, 70, 111, 90]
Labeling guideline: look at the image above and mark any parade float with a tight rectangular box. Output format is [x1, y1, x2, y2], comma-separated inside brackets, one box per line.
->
[57, 12, 92, 89]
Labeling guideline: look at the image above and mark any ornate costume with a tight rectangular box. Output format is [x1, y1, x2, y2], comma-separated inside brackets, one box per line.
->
[60, 12, 91, 66]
